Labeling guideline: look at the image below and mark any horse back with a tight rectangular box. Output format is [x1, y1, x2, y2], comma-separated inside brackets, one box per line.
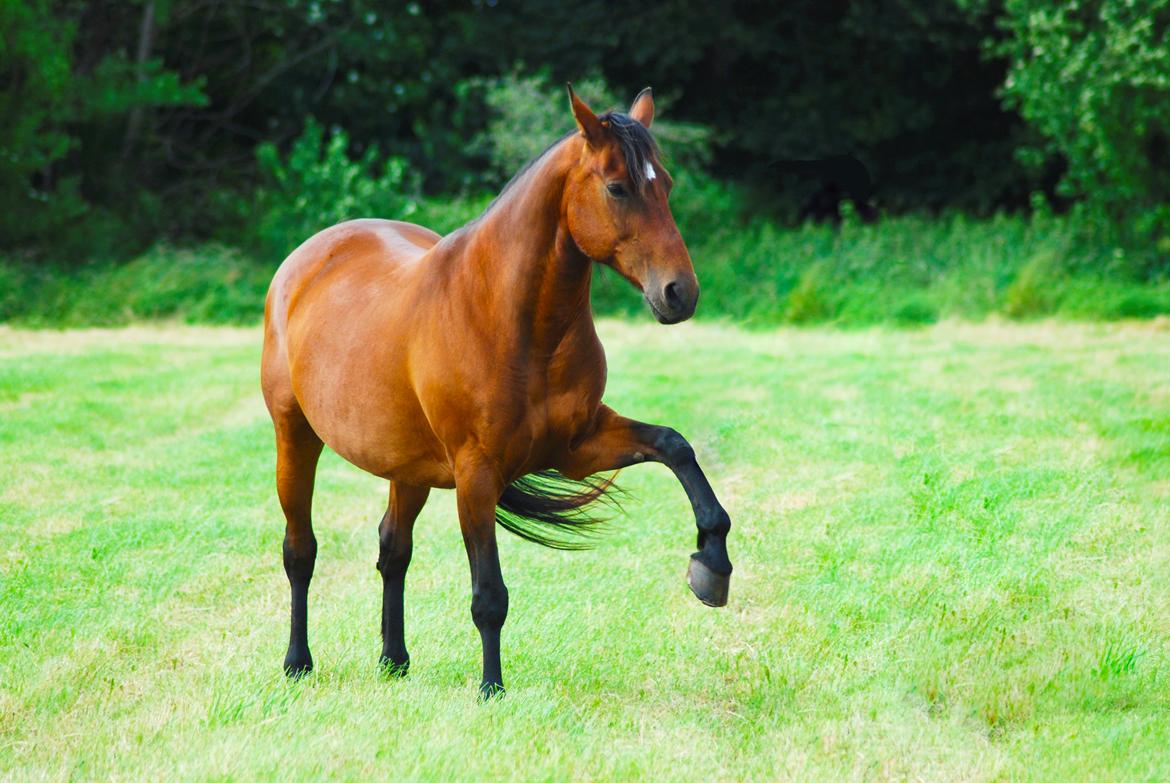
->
[265, 219, 440, 340]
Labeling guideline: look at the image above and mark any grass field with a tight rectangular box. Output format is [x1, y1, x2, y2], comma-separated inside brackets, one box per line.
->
[1, 319, 1169, 781]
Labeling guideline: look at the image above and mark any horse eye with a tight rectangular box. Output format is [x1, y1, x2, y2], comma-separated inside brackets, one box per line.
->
[606, 182, 628, 198]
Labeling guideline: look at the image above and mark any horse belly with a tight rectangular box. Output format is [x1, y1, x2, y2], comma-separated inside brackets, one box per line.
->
[283, 259, 453, 488]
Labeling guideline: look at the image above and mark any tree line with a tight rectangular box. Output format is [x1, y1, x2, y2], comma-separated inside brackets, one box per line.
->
[3, 0, 1169, 259]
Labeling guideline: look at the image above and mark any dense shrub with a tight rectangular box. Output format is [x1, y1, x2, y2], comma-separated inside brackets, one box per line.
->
[0, 246, 270, 326]
[0, 1, 205, 253]
[991, 0, 1170, 237]
[251, 119, 419, 262]
[2, 205, 1168, 328]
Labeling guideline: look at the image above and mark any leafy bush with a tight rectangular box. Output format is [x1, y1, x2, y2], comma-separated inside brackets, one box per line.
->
[893, 295, 941, 326]
[785, 263, 836, 323]
[992, 0, 1170, 236]
[252, 119, 419, 261]
[0, 263, 37, 322]
[0, 246, 270, 326]
[4, 177, 1170, 327]
[1003, 253, 1061, 319]
[0, 1, 205, 254]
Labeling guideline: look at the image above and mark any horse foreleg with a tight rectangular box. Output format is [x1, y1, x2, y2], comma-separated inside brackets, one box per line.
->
[454, 451, 509, 698]
[557, 405, 733, 606]
[377, 481, 430, 676]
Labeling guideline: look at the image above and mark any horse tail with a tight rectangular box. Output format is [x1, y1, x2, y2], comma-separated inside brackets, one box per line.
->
[495, 470, 621, 550]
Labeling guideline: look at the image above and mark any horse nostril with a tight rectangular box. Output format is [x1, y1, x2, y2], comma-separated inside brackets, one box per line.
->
[664, 281, 682, 311]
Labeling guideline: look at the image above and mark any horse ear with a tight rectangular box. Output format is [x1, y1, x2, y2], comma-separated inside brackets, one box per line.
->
[629, 87, 654, 128]
[567, 83, 604, 145]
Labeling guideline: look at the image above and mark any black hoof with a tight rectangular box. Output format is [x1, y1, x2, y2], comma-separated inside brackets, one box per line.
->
[478, 680, 505, 701]
[283, 653, 314, 679]
[687, 554, 730, 607]
[378, 654, 410, 678]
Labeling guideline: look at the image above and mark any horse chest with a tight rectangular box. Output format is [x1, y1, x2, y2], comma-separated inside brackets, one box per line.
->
[511, 364, 604, 466]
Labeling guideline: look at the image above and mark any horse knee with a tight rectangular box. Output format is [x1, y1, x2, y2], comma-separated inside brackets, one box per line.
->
[655, 427, 695, 466]
[283, 535, 317, 584]
[471, 582, 509, 630]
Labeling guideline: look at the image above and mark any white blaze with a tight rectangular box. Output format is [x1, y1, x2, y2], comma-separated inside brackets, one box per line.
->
[644, 161, 656, 181]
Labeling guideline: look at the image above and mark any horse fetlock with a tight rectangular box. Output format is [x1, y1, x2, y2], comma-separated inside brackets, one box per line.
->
[698, 506, 731, 537]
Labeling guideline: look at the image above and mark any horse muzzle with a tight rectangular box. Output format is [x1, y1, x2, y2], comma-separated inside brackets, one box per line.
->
[644, 277, 698, 324]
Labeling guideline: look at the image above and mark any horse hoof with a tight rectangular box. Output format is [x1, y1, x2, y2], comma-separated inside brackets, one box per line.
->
[687, 554, 730, 607]
[379, 655, 410, 678]
[284, 651, 314, 679]
[478, 680, 506, 701]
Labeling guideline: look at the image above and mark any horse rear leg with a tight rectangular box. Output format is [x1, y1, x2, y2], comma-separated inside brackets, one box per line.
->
[273, 408, 324, 677]
[377, 481, 430, 675]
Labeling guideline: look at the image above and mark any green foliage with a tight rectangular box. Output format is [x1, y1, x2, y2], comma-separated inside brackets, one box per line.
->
[993, 0, 1170, 232]
[252, 119, 418, 261]
[893, 295, 941, 326]
[0, 0, 205, 252]
[785, 263, 836, 323]
[0, 1, 83, 245]
[1003, 253, 1061, 319]
[0, 246, 270, 326]
[471, 2, 1027, 213]
[0, 263, 37, 322]
[4, 0, 1170, 259]
[5, 197, 1170, 327]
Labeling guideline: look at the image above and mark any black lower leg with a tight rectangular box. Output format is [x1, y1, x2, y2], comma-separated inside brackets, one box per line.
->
[472, 576, 508, 698]
[644, 426, 733, 605]
[651, 427, 732, 563]
[377, 518, 412, 676]
[283, 535, 317, 677]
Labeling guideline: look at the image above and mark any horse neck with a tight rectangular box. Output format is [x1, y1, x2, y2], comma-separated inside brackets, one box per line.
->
[462, 138, 594, 356]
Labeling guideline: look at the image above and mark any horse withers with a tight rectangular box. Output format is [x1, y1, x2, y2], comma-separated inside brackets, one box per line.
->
[261, 85, 733, 697]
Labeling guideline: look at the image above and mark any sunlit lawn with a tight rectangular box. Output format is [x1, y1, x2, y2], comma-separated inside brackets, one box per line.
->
[1, 319, 1168, 781]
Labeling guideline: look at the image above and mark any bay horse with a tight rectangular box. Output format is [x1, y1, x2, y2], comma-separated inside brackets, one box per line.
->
[261, 86, 733, 697]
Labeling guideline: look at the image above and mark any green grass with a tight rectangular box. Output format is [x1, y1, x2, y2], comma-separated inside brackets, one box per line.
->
[1, 319, 1169, 781]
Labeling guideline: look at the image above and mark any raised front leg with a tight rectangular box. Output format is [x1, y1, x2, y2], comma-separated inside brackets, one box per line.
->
[557, 406, 733, 606]
[454, 451, 509, 698]
[377, 481, 430, 676]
